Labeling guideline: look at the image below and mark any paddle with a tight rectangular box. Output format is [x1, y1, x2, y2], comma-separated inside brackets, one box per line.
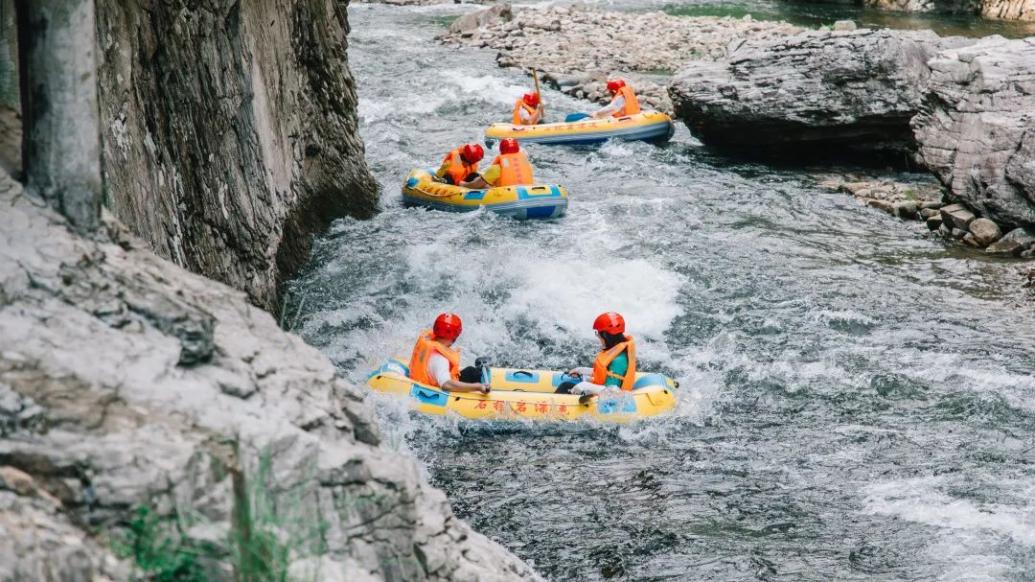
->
[565, 112, 590, 122]
[532, 69, 544, 121]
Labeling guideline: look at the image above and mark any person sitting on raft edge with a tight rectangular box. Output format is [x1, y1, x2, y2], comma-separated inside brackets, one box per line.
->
[435, 143, 485, 187]
[461, 138, 534, 189]
[513, 91, 544, 126]
[589, 79, 641, 119]
[557, 312, 637, 401]
[409, 313, 490, 394]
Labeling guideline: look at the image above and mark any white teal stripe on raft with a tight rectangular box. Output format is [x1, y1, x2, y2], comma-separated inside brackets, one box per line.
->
[511, 122, 673, 145]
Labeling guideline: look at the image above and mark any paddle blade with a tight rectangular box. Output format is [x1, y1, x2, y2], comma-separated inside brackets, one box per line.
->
[565, 112, 590, 122]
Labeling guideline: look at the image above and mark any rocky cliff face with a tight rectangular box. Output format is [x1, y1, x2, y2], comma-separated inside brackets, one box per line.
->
[0, 169, 539, 581]
[862, 0, 981, 13]
[861, 0, 1035, 19]
[980, 0, 1035, 19]
[913, 36, 1035, 229]
[668, 29, 960, 163]
[95, 0, 379, 313]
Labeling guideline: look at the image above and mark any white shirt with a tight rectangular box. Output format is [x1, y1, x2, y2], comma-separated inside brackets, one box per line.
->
[427, 353, 452, 387]
[595, 94, 625, 117]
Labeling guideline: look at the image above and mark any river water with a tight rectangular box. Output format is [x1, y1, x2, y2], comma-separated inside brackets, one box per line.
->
[287, 3, 1035, 580]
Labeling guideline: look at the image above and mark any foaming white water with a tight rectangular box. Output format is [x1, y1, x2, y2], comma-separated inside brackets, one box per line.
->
[863, 477, 1035, 546]
[358, 93, 448, 123]
[438, 71, 529, 105]
[502, 257, 684, 340]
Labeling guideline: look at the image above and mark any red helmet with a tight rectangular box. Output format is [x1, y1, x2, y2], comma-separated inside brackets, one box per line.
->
[593, 312, 625, 335]
[460, 143, 484, 164]
[522, 92, 540, 107]
[606, 79, 626, 94]
[433, 313, 463, 341]
[499, 138, 520, 155]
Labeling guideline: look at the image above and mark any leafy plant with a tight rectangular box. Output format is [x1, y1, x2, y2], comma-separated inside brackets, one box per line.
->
[117, 447, 328, 582]
[229, 448, 328, 582]
[115, 506, 209, 582]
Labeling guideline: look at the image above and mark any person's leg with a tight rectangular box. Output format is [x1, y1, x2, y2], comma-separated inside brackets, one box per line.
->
[555, 381, 577, 394]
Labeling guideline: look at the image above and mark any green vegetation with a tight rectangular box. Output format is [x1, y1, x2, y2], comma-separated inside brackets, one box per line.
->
[117, 448, 328, 582]
[115, 506, 210, 582]
[230, 451, 328, 582]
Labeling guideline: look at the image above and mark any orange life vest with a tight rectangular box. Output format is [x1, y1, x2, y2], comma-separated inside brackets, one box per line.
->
[441, 149, 479, 186]
[489, 152, 534, 187]
[408, 330, 460, 387]
[590, 335, 637, 391]
[512, 100, 539, 125]
[610, 85, 641, 117]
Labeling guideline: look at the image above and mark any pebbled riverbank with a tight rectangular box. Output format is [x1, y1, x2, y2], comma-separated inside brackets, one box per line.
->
[439, 4, 804, 113]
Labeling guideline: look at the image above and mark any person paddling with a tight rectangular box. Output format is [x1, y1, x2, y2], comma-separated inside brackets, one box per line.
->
[462, 139, 534, 189]
[513, 92, 544, 126]
[409, 313, 490, 394]
[590, 79, 641, 119]
[557, 312, 637, 402]
[435, 143, 485, 187]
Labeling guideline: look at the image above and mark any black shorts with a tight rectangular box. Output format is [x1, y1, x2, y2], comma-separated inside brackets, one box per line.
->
[458, 366, 482, 383]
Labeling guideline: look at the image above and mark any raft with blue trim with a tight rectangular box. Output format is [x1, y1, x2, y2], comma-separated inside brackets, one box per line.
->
[401, 168, 567, 219]
[366, 358, 678, 423]
[485, 111, 674, 146]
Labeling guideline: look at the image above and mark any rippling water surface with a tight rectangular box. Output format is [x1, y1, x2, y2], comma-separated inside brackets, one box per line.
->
[287, 4, 1035, 580]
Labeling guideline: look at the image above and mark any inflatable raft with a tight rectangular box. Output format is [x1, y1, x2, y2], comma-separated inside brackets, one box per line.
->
[402, 168, 567, 219]
[366, 358, 679, 423]
[485, 111, 674, 146]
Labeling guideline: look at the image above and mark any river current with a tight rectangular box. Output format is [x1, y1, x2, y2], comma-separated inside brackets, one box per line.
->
[287, 3, 1035, 580]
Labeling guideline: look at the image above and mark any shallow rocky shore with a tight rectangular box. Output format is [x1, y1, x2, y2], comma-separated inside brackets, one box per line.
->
[440, 4, 804, 113]
[816, 175, 1035, 256]
[0, 169, 539, 581]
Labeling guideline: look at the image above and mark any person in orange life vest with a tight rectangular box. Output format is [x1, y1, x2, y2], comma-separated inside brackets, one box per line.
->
[556, 312, 637, 399]
[513, 92, 543, 126]
[590, 79, 641, 119]
[408, 313, 490, 394]
[461, 139, 534, 189]
[435, 143, 485, 187]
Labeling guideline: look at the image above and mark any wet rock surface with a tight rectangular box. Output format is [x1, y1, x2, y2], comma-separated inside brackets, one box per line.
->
[440, 4, 804, 113]
[0, 171, 539, 581]
[912, 36, 1035, 230]
[95, 0, 380, 313]
[668, 29, 967, 162]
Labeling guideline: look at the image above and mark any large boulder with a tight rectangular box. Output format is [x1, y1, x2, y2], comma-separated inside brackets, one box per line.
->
[449, 4, 512, 35]
[668, 29, 967, 162]
[912, 37, 1035, 229]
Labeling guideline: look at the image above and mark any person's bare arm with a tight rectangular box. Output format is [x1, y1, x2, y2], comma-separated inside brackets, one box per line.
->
[460, 175, 491, 189]
[442, 379, 490, 394]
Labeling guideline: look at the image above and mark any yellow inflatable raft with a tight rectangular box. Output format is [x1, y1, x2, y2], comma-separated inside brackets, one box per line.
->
[485, 111, 674, 146]
[402, 168, 568, 219]
[366, 358, 679, 423]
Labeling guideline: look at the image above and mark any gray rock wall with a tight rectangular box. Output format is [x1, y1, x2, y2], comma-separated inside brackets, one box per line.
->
[0, 169, 539, 582]
[95, 0, 379, 313]
[913, 37, 1035, 229]
[862, 0, 982, 13]
[980, 0, 1035, 19]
